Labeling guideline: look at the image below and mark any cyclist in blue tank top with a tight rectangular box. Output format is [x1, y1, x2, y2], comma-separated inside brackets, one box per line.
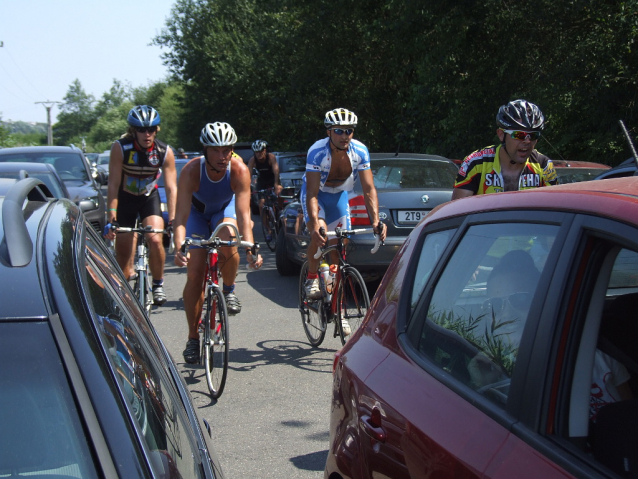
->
[302, 108, 386, 314]
[173, 122, 263, 364]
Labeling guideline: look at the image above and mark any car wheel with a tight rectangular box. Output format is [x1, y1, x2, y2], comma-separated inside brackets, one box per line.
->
[276, 227, 299, 276]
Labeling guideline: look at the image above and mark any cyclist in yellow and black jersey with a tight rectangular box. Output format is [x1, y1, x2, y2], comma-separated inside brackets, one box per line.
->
[452, 100, 557, 199]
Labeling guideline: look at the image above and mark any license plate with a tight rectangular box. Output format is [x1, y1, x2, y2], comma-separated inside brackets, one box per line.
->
[397, 210, 426, 224]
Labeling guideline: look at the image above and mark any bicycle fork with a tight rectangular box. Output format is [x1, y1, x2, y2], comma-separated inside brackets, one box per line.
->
[136, 242, 151, 309]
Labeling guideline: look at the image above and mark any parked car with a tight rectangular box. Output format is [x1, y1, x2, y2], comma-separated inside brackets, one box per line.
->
[326, 176, 638, 479]
[0, 178, 225, 478]
[276, 151, 306, 193]
[233, 142, 254, 165]
[0, 146, 106, 233]
[97, 152, 110, 184]
[158, 157, 191, 246]
[0, 161, 70, 199]
[275, 153, 458, 281]
[552, 159, 611, 184]
[594, 156, 637, 180]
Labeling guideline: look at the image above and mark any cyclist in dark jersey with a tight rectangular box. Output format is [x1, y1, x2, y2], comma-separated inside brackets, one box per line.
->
[452, 100, 557, 199]
[173, 122, 263, 364]
[104, 105, 177, 306]
[247, 140, 282, 239]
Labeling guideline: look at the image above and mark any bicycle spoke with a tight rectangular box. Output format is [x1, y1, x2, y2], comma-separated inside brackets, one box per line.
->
[299, 261, 327, 347]
[337, 267, 370, 345]
[204, 287, 229, 398]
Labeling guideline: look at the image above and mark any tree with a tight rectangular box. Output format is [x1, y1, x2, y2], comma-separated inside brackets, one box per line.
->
[54, 79, 96, 145]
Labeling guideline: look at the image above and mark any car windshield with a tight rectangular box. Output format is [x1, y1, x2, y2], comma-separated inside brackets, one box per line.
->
[157, 161, 188, 187]
[0, 172, 66, 198]
[280, 156, 306, 173]
[98, 155, 109, 165]
[371, 159, 458, 189]
[0, 152, 90, 182]
[556, 168, 611, 184]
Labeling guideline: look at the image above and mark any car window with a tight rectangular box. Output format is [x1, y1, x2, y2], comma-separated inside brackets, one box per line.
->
[280, 156, 306, 172]
[0, 152, 89, 182]
[82, 236, 205, 479]
[410, 222, 559, 407]
[371, 160, 457, 189]
[555, 168, 611, 184]
[0, 171, 66, 198]
[0, 322, 99, 478]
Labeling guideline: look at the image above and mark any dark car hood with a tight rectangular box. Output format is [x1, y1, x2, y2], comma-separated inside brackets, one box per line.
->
[64, 180, 99, 204]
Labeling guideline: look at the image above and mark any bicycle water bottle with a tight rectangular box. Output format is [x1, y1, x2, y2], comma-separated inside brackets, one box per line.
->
[319, 263, 330, 298]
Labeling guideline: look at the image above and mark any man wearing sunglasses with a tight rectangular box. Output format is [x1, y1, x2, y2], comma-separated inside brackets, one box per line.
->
[301, 108, 386, 317]
[105, 105, 177, 306]
[452, 99, 557, 200]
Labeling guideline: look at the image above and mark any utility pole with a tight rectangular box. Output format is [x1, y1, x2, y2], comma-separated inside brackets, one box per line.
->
[35, 101, 62, 146]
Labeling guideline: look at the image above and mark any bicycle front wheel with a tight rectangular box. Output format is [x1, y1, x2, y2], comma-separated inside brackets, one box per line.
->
[337, 266, 370, 345]
[261, 207, 276, 251]
[202, 287, 229, 398]
[299, 261, 327, 347]
[134, 269, 152, 317]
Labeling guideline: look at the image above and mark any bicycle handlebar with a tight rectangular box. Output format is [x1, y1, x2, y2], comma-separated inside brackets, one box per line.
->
[104, 223, 166, 236]
[313, 225, 383, 259]
[181, 221, 259, 256]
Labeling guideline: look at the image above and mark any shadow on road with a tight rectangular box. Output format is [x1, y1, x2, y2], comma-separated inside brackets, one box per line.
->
[229, 339, 334, 373]
[289, 449, 329, 472]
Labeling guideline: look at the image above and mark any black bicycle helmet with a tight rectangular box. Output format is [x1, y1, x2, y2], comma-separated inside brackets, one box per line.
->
[496, 100, 545, 132]
[127, 105, 161, 127]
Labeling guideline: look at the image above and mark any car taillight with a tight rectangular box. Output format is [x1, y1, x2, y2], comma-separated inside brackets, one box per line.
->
[349, 195, 371, 226]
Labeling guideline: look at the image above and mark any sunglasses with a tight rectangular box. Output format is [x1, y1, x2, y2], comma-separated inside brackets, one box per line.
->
[482, 292, 532, 314]
[504, 130, 541, 141]
[135, 127, 158, 134]
[331, 128, 354, 136]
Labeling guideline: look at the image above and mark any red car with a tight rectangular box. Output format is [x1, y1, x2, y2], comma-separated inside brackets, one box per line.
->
[326, 176, 638, 479]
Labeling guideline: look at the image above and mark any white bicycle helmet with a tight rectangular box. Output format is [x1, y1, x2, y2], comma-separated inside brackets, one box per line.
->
[252, 140, 268, 152]
[200, 122, 237, 146]
[324, 108, 358, 128]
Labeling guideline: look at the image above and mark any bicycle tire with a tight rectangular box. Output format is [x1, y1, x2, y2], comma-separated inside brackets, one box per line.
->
[337, 266, 370, 345]
[261, 208, 276, 251]
[299, 261, 327, 347]
[203, 287, 229, 398]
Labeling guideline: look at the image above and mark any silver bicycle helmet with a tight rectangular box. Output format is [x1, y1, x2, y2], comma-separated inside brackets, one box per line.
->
[200, 122, 237, 146]
[127, 105, 160, 127]
[496, 100, 545, 132]
[252, 140, 268, 152]
[324, 108, 358, 128]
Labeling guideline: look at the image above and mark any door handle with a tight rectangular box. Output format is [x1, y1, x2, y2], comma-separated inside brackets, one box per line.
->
[360, 408, 386, 443]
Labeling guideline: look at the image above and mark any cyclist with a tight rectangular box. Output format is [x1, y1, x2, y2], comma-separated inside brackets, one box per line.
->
[247, 140, 282, 240]
[104, 105, 177, 306]
[173, 122, 263, 364]
[452, 99, 557, 200]
[302, 108, 386, 305]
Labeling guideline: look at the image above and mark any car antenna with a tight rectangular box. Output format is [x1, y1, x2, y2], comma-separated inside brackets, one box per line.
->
[539, 134, 567, 162]
[618, 120, 638, 171]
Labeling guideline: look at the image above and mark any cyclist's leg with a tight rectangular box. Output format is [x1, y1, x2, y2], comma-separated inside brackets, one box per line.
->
[213, 200, 242, 314]
[139, 191, 167, 305]
[114, 192, 142, 280]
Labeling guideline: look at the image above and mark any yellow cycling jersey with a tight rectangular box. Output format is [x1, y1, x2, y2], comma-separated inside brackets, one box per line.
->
[454, 145, 557, 195]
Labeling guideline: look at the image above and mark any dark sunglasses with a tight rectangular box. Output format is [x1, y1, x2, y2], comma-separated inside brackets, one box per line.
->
[331, 128, 354, 136]
[504, 130, 540, 141]
[483, 292, 532, 314]
[135, 127, 158, 134]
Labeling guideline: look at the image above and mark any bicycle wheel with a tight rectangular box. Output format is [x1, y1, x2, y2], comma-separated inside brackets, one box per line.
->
[202, 287, 229, 398]
[261, 207, 276, 251]
[299, 261, 327, 347]
[133, 269, 152, 316]
[337, 266, 370, 345]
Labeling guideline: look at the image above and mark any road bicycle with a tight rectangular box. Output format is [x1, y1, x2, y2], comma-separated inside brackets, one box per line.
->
[182, 222, 259, 398]
[106, 223, 166, 317]
[256, 187, 296, 251]
[299, 226, 382, 347]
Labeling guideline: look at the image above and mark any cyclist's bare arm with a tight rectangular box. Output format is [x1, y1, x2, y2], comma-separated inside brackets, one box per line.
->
[313, 226, 383, 259]
[304, 171, 326, 248]
[359, 168, 386, 242]
[162, 148, 178, 223]
[451, 187, 474, 201]
[270, 153, 282, 194]
[173, 159, 201, 267]
[105, 142, 124, 239]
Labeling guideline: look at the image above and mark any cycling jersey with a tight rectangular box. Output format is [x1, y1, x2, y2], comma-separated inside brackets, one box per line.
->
[455, 145, 557, 195]
[253, 153, 276, 190]
[303, 137, 371, 193]
[116, 137, 169, 196]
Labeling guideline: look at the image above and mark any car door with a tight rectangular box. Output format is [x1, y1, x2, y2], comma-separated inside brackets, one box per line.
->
[357, 211, 578, 478]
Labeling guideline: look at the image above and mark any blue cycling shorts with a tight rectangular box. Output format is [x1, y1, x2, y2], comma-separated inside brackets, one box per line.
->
[300, 182, 351, 230]
[186, 195, 236, 248]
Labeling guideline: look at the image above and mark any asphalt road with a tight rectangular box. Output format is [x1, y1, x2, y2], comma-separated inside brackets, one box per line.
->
[148, 225, 345, 478]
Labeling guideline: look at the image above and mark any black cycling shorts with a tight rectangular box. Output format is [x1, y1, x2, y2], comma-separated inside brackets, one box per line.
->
[117, 189, 162, 227]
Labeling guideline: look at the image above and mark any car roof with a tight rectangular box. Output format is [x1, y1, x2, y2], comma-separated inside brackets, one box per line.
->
[429, 176, 638, 226]
[0, 145, 83, 155]
[0, 162, 56, 172]
[370, 152, 453, 162]
[552, 159, 611, 169]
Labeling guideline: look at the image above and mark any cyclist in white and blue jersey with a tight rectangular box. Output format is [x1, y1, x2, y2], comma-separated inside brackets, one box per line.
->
[302, 108, 386, 301]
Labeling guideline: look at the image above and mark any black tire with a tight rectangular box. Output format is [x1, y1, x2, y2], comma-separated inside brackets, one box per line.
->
[337, 266, 370, 345]
[261, 208, 276, 251]
[299, 261, 327, 347]
[203, 287, 229, 399]
[134, 268, 152, 317]
[276, 227, 299, 276]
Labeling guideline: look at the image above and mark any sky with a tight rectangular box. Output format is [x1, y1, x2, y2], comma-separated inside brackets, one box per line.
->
[0, 0, 176, 124]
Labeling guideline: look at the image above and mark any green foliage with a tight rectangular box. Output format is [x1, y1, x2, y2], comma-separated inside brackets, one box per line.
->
[54, 79, 97, 145]
[87, 102, 134, 152]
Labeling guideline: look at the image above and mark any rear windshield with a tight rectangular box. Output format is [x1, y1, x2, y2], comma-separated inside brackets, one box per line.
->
[0, 152, 89, 182]
[371, 159, 457, 189]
